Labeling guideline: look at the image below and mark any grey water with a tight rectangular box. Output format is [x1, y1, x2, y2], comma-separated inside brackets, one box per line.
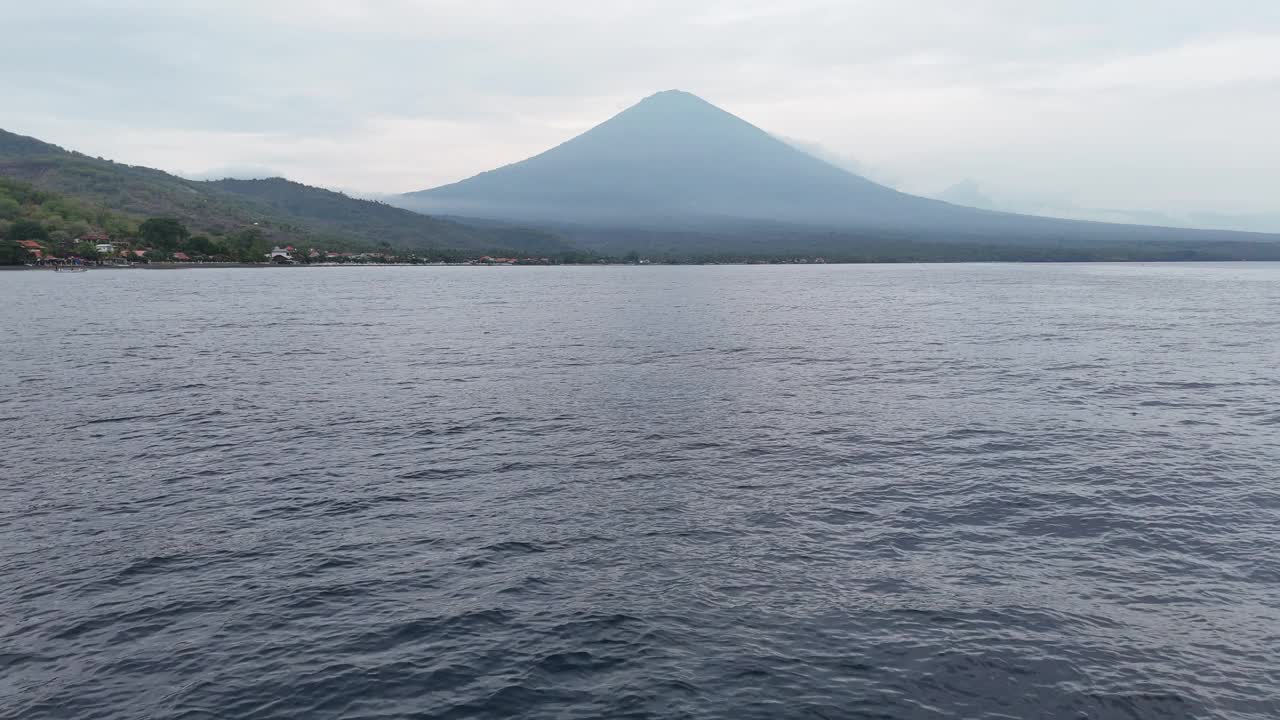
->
[2, 263, 1279, 719]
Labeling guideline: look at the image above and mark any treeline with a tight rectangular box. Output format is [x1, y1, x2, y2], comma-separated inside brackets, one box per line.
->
[127, 218, 275, 263]
[567, 224, 1280, 264]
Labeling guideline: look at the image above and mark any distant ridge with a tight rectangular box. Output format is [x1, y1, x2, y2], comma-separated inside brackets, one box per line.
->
[395, 90, 1280, 259]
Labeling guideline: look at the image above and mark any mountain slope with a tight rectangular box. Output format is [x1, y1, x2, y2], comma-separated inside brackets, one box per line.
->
[402, 90, 922, 225]
[207, 178, 574, 255]
[0, 128, 576, 256]
[397, 90, 1280, 255]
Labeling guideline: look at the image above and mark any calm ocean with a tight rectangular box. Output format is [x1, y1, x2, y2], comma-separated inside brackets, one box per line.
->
[3, 263, 1279, 719]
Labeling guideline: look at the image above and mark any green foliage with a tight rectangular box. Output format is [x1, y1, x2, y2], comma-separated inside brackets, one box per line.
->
[0, 240, 26, 265]
[138, 217, 190, 250]
[187, 235, 225, 257]
[73, 241, 101, 260]
[0, 196, 19, 219]
[66, 219, 92, 238]
[6, 218, 48, 242]
[0, 176, 135, 262]
[195, 227, 266, 262]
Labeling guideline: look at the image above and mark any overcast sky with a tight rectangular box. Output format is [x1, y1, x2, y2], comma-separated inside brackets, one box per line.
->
[3, 1, 1278, 218]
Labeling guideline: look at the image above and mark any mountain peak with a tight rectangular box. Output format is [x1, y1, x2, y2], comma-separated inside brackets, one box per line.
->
[637, 89, 710, 106]
[609, 89, 736, 128]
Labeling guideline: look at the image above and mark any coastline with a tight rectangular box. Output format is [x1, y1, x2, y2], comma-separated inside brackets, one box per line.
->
[4, 259, 1277, 271]
[1, 262, 605, 270]
[2, 262, 274, 270]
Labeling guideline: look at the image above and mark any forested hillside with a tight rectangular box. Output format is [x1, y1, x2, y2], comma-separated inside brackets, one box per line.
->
[0, 176, 278, 264]
[0, 128, 581, 260]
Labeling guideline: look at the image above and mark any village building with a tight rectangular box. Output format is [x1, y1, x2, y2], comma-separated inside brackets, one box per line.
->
[16, 240, 43, 260]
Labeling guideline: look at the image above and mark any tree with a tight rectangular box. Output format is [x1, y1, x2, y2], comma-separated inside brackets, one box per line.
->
[138, 217, 190, 250]
[66, 220, 92, 239]
[0, 241, 27, 265]
[187, 235, 225, 256]
[74, 242, 101, 261]
[6, 219, 48, 242]
[0, 196, 19, 220]
[226, 227, 267, 262]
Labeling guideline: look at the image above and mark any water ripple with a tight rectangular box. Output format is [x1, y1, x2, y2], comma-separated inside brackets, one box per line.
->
[3, 264, 1280, 719]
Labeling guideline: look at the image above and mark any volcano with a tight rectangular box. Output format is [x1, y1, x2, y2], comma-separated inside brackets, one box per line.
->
[396, 90, 1280, 257]
[400, 90, 936, 226]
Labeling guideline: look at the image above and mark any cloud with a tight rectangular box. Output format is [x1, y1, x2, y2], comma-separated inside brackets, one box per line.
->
[1050, 33, 1280, 92]
[180, 165, 286, 182]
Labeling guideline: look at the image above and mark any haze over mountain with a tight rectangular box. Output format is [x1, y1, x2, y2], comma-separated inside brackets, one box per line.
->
[932, 178, 1280, 235]
[396, 90, 1280, 258]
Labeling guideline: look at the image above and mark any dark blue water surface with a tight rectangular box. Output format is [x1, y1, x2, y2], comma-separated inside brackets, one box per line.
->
[3, 263, 1280, 719]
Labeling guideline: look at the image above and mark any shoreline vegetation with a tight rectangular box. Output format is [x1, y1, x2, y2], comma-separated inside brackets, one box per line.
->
[0, 185, 605, 268]
[6, 256, 1278, 272]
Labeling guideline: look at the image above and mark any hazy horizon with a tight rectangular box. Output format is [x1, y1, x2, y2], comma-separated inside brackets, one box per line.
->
[3, 2, 1278, 226]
